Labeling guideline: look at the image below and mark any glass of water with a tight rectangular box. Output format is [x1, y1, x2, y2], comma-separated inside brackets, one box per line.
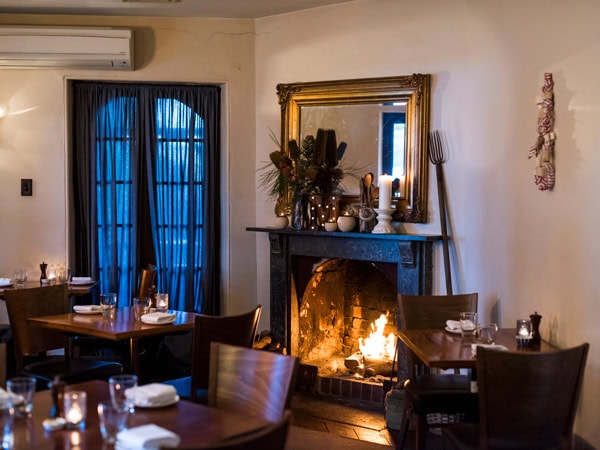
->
[108, 374, 138, 414]
[13, 269, 27, 288]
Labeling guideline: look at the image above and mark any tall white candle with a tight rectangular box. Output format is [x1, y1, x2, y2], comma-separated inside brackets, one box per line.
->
[378, 174, 393, 210]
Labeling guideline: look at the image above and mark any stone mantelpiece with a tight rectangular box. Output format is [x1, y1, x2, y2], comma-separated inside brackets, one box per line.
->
[248, 227, 441, 354]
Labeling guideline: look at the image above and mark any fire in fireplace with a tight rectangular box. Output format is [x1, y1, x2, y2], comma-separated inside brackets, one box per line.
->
[296, 258, 397, 380]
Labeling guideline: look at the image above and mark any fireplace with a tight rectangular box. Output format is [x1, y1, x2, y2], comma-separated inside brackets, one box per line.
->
[249, 228, 439, 384]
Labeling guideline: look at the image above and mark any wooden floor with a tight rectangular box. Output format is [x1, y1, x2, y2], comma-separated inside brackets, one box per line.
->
[290, 390, 443, 449]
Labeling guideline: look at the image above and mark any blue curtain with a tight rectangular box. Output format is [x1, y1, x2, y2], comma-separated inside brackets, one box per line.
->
[71, 82, 221, 314]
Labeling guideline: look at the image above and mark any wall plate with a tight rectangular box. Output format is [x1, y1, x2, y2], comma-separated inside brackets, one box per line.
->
[21, 178, 32, 196]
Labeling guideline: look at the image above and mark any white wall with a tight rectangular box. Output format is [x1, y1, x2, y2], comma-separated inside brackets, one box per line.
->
[0, 14, 259, 319]
[255, 0, 600, 445]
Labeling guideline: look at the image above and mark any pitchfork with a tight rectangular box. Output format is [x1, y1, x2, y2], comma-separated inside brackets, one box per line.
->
[429, 130, 453, 294]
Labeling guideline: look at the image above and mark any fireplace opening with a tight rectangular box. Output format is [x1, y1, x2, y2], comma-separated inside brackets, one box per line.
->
[295, 258, 398, 395]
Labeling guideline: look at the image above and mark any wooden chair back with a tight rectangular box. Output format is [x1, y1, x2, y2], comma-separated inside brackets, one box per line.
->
[166, 410, 291, 450]
[137, 264, 156, 299]
[476, 344, 589, 450]
[208, 342, 298, 423]
[190, 305, 262, 402]
[398, 293, 478, 330]
[398, 293, 477, 377]
[4, 285, 69, 372]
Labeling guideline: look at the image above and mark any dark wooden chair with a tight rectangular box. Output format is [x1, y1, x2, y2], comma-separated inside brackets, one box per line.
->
[208, 342, 297, 423]
[4, 284, 123, 390]
[398, 293, 479, 450]
[163, 410, 291, 450]
[163, 305, 262, 403]
[442, 343, 589, 450]
[137, 264, 156, 300]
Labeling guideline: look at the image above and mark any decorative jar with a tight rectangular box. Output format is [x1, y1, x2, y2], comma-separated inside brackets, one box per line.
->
[337, 214, 356, 232]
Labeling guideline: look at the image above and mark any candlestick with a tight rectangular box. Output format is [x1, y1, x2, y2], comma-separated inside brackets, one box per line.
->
[372, 208, 396, 234]
[378, 174, 393, 210]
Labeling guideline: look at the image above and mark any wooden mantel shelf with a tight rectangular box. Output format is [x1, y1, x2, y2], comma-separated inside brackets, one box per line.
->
[248, 227, 441, 352]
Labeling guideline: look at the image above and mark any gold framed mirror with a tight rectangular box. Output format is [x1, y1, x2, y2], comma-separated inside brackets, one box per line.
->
[277, 74, 431, 223]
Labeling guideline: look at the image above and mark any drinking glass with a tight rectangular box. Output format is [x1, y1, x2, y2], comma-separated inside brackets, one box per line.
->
[109, 374, 138, 413]
[479, 323, 498, 344]
[6, 377, 36, 418]
[155, 293, 169, 312]
[100, 293, 117, 318]
[13, 269, 27, 288]
[133, 297, 150, 321]
[97, 402, 127, 443]
[459, 312, 478, 338]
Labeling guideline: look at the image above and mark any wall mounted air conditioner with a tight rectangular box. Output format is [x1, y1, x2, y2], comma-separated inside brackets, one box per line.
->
[0, 26, 134, 70]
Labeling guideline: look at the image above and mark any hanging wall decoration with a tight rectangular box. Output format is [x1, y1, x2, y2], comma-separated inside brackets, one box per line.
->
[528, 73, 556, 191]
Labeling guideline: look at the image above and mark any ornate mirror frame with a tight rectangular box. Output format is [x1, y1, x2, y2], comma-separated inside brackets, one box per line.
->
[277, 74, 431, 223]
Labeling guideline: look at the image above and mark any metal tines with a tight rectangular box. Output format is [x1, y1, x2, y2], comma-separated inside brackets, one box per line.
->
[428, 129, 447, 165]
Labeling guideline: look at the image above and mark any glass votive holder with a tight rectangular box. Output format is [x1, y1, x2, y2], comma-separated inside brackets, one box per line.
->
[63, 391, 87, 430]
[516, 319, 532, 346]
[155, 293, 169, 312]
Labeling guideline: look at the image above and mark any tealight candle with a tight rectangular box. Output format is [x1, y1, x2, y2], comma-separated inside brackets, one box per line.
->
[517, 319, 531, 337]
[63, 391, 87, 430]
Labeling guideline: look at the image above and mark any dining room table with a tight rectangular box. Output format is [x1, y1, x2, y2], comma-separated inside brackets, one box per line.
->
[0, 280, 99, 301]
[7, 379, 269, 450]
[397, 327, 559, 371]
[27, 307, 196, 376]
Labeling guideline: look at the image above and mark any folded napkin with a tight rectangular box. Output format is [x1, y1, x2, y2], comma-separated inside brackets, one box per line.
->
[73, 305, 102, 313]
[0, 388, 24, 407]
[116, 424, 181, 450]
[0, 278, 11, 287]
[446, 320, 461, 331]
[125, 383, 177, 407]
[471, 344, 509, 355]
[71, 276, 92, 283]
[142, 312, 176, 324]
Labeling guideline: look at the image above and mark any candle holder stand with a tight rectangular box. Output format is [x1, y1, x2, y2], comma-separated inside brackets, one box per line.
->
[372, 208, 396, 234]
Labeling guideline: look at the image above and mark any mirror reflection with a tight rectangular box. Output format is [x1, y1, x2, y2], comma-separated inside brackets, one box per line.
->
[277, 74, 431, 223]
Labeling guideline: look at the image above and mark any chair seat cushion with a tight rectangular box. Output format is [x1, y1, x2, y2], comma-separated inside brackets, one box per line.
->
[23, 357, 123, 388]
[405, 374, 478, 417]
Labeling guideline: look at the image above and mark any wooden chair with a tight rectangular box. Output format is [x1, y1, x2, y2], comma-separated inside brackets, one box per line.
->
[163, 410, 291, 450]
[137, 264, 156, 299]
[208, 342, 297, 423]
[442, 343, 589, 450]
[163, 305, 262, 403]
[398, 293, 479, 450]
[4, 284, 123, 389]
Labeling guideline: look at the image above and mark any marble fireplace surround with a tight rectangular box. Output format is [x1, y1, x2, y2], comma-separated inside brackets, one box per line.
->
[249, 228, 441, 354]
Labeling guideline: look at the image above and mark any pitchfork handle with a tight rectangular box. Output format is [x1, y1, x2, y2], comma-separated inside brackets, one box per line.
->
[435, 162, 453, 295]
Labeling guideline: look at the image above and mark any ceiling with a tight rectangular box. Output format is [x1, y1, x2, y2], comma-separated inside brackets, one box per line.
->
[0, 0, 355, 19]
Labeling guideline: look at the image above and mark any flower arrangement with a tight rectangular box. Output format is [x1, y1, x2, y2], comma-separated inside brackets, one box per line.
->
[260, 128, 352, 213]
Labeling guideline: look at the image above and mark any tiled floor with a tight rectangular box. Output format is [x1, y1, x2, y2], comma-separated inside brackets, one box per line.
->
[290, 390, 444, 449]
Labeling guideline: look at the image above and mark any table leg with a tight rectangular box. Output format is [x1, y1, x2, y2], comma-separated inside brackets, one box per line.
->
[129, 337, 140, 376]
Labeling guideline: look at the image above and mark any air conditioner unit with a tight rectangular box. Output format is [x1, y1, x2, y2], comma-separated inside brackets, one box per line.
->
[0, 26, 134, 70]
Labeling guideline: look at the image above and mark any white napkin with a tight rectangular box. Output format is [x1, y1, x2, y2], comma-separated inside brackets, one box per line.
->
[0, 278, 11, 287]
[116, 424, 181, 450]
[125, 383, 177, 407]
[471, 344, 509, 355]
[446, 320, 461, 331]
[71, 277, 92, 283]
[73, 305, 102, 313]
[141, 312, 176, 324]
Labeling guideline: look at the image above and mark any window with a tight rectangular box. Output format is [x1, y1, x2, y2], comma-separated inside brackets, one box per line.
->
[71, 82, 221, 313]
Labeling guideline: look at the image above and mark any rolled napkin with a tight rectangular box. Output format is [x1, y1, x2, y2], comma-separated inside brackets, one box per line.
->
[71, 276, 92, 283]
[116, 424, 181, 450]
[446, 320, 461, 331]
[141, 312, 176, 324]
[125, 383, 177, 407]
[73, 305, 102, 313]
[0, 278, 11, 287]
[471, 344, 509, 355]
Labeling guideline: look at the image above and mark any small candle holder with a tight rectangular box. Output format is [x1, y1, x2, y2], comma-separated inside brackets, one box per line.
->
[516, 319, 532, 346]
[63, 391, 87, 430]
[372, 208, 396, 234]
